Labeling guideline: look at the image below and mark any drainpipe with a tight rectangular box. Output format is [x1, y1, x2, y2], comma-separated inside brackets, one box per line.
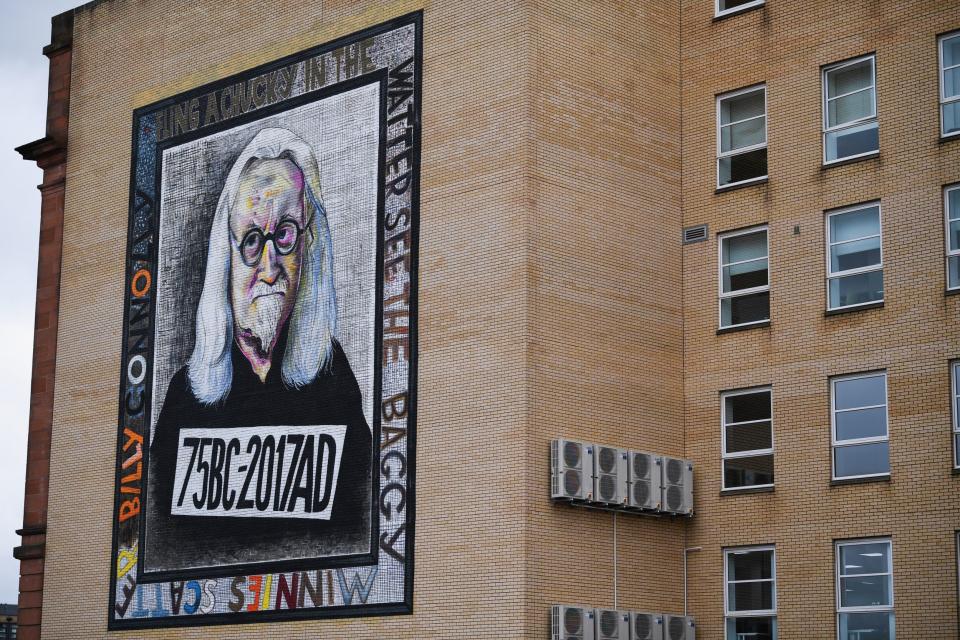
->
[683, 546, 702, 616]
[613, 512, 618, 608]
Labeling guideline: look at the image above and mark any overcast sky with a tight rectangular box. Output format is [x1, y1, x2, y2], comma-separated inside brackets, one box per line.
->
[0, 1, 85, 605]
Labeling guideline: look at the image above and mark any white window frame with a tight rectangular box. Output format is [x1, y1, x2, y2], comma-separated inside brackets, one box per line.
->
[724, 545, 777, 637]
[715, 0, 765, 19]
[952, 361, 960, 469]
[835, 538, 894, 640]
[719, 225, 770, 329]
[946, 184, 960, 291]
[830, 371, 890, 481]
[822, 54, 878, 165]
[826, 202, 883, 311]
[717, 84, 768, 189]
[940, 31, 960, 139]
[721, 386, 774, 491]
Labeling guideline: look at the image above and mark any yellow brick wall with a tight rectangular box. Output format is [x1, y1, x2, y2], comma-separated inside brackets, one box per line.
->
[46, 0, 537, 638]
[37, 0, 960, 638]
[681, 1, 960, 638]
[525, 2, 687, 637]
[42, 0, 686, 638]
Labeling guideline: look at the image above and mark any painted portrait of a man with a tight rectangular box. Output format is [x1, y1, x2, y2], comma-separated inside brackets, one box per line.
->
[110, 18, 419, 626]
[143, 121, 377, 576]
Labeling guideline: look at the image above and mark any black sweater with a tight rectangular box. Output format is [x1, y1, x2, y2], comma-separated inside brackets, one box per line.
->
[144, 328, 373, 574]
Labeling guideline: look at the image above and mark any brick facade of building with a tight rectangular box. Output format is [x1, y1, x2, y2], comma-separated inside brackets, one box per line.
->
[15, 1, 960, 638]
[681, 2, 960, 639]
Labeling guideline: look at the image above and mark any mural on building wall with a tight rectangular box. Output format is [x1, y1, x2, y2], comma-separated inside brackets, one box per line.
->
[109, 13, 420, 628]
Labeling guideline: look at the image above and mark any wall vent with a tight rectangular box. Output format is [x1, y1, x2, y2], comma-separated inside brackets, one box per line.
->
[682, 224, 708, 244]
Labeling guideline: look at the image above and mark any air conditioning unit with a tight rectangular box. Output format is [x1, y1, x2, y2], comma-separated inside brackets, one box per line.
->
[627, 451, 661, 511]
[662, 615, 695, 640]
[630, 611, 663, 640]
[660, 456, 694, 515]
[592, 444, 628, 506]
[594, 608, 629, 640]
[551, 439, 593, 501]
[551, 604, 595, 640]
[629, 611, 664, 640]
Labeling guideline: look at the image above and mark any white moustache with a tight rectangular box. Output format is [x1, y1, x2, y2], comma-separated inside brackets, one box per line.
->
[250, 279, 287, 301]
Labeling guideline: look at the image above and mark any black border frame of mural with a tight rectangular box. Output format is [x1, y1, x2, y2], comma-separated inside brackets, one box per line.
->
[107, 10, 421, 630]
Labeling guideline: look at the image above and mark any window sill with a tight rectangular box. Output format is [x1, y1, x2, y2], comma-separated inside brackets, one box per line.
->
[715, 176, 768, 194]
[824, 301, 883, 317]
[717, 320, 770, 335]
[831, 474, 890, 487]
[712, 2, 764, 21]
[947, 287, 960, 297]
[720, 485, 774, 496]
[940, 132, 960, 145]
[821, 151, 879, 170]
[951, 467, 960, 476]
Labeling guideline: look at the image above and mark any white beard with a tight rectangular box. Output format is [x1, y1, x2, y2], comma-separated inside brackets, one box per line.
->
[242, 277, 288, 357]
[249, 294, 284, 356]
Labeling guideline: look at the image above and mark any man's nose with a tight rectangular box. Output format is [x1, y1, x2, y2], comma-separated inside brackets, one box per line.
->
[257, 238, 281, 283]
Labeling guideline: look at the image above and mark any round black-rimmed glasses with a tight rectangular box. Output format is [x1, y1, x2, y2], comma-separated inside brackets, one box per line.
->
[235, 217, 311, 267]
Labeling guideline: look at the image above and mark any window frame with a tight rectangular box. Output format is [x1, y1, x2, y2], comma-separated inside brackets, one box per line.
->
[716, 84, 768, 189]
[830, 371, 890, 481]
[940, 31, 960, 139]
[952, 361, 960, 470]
[721, 386, 774, 491]
[835, 538, 895, 639]
[825, 202, 883, 312]
[822, 54, 879, 165]
[724, 545, 777, 638]
[715, 0, 765, 18]
[946, 184, 960, 292]
[718, 225, 770, 329]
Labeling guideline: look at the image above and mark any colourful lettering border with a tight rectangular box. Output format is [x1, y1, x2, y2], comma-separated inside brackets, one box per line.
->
[108, 12, 420, 629]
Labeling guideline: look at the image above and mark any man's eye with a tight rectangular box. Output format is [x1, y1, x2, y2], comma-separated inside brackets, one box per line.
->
[244, 234, 259, 249]
[277, 226, 294, 243]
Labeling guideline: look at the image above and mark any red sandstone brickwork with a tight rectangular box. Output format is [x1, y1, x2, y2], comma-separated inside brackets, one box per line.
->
[14, 10, 72, 640]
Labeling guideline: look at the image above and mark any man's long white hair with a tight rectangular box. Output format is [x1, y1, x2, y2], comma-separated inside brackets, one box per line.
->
[187, 127, 337, 405]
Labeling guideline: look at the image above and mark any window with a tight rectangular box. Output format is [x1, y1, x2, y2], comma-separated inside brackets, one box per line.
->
[722, 387, 773, 490]
[831, 372, 889, 480]
[717, 85, 767, 188]
[826, 203, 883, 310]
[952, 362, 960, 469]
[725, 546, 777, 640]
[946, 184, 960, 290]
[823, 55, 879, 163]
[719, 226, 769, 328]
[941, 31, 960, 138]
[836, 539, 894, 640]
[715, 0, 764, 18]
